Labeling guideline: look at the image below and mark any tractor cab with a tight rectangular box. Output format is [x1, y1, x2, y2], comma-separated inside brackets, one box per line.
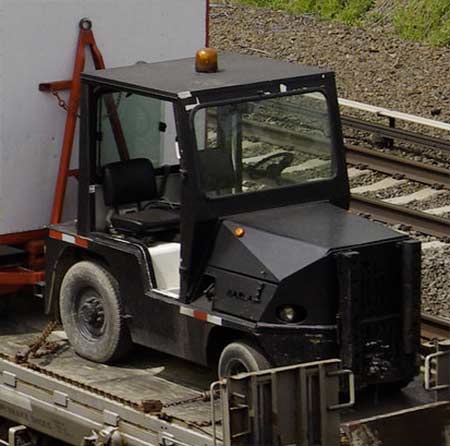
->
[46, 51, 420, 386]
[77, 51, 348, 300]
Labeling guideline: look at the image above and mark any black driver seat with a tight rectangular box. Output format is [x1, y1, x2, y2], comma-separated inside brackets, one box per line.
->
[103, 158, 180, 234]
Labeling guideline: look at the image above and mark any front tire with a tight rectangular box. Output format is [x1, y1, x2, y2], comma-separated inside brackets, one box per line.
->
[218, 341, 272, 378]
[60, 261, 132, 363]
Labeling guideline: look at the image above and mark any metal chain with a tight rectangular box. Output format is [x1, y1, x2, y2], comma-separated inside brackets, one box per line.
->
[163, 391, 217, 408]
[1, 346, 218, 435]
[15, 321, 58, 363]
[51, 90, 69, 112]
[32, 340, 66, 359]
[50, 89, 123, 121]
[162, 413, 215, 430]
[1, 324, 219, 425]
[0, 348, 143, 409]
[2, 348, 219, 427]
[51, 90, 81, 118]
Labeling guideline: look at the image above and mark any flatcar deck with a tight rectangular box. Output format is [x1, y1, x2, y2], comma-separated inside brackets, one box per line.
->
[0, 295, 220, 441]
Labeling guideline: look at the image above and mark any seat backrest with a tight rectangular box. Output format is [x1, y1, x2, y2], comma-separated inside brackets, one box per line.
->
[197, 148, 236, 193]
[103, 158, 158, 207]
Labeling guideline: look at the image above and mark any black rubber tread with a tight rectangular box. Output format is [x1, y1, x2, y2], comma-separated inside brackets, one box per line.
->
[60, 261, 132, 363]
[218, 340, 272, 378]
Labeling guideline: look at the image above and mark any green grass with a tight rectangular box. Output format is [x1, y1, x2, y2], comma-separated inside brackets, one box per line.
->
[232, 0, 450, 45]
[235, 0, 374, 24]
[393, 1, 450, 46]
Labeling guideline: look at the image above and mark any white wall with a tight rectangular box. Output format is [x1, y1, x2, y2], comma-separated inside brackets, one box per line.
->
[0, 0, 207, 234]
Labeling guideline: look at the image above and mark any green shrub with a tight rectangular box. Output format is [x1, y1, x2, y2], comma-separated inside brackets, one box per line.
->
[233, 0, 450, 45]
[236, 0, 374, 24]
[393, 1, 450, 45]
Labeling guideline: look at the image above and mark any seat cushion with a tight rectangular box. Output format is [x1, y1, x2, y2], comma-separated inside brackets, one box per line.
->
[103, 158, 158, 207]
[111, 208, 180, 233]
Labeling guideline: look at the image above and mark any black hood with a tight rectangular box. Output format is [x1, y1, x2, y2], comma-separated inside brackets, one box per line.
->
[209, 202, 404, 282]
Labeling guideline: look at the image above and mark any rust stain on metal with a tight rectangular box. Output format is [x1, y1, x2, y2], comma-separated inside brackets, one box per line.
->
[139, 399, 163, 414]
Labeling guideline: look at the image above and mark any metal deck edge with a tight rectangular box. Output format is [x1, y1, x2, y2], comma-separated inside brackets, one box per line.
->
[0, 357, 217, 446]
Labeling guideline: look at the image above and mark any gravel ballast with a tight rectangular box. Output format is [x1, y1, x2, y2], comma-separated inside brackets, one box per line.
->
[210, 5, 450, 123]
[422, 245, 450, 319]
[211, 4, 450, 163]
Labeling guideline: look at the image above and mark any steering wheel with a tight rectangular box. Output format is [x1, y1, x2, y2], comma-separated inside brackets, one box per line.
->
[246, 151, 294, 180]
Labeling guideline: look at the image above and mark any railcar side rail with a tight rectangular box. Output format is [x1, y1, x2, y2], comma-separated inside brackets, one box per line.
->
[0, 355, 352, 446]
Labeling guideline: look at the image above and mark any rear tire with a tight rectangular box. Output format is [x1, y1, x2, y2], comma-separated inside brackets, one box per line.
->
[218, 341, 271, 378]
[60, 261, 132, 363]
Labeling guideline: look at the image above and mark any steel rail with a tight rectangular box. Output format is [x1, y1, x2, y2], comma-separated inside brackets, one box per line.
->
[350, 194, 450, 238]
[342, 115, 450, 153]
[421, 314, 450, 341]
[346, 144, 450, 189]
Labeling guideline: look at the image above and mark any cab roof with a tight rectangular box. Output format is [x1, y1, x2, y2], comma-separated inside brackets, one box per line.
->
[81, 52, 333, 100]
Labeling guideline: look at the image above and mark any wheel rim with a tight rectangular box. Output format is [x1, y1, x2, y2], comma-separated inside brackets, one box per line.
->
[226, 358, 250, 376]
[75, 288, 106, 340]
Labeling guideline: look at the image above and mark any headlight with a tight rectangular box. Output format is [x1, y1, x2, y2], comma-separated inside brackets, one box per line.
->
[277, 305, 307, 324]
[279, 305, 296, 323]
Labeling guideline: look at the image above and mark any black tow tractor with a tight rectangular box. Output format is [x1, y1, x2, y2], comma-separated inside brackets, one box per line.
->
[45, 49, 421, 388]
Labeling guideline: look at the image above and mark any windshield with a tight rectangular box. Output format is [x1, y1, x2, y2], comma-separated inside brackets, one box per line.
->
[193, 92, 335, 198]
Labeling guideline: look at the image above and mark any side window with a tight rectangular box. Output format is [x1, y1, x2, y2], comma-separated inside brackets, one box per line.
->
[97, 93, 178, 167]
[193, 92, 334, 198]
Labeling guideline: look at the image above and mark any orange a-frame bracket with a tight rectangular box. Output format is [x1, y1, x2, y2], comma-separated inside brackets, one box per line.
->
[40, 18, 129, 226]
[0, 229, 46, 293]
[0, 18, 127, 293]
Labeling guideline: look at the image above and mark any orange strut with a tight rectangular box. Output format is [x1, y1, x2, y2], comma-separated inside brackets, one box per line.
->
[50, 20, 129, 225]
[50, 25, 103, 225]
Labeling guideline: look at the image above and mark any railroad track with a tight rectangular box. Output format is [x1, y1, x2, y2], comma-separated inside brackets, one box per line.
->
[338, 104, 449, 237]
[346, 144, 449, 238]
[421, 313, 450, 342]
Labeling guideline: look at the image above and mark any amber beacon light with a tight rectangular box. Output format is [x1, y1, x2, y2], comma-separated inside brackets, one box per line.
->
[234, 227, 245, 238]
[195, 48, 218, 73]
